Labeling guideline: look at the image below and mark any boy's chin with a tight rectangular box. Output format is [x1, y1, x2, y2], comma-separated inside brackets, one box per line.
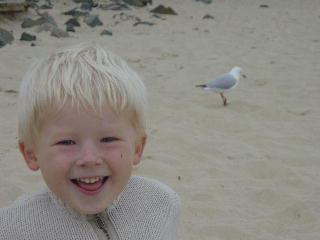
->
[73, 203, 109, 215]
[66, 195, 113, 215]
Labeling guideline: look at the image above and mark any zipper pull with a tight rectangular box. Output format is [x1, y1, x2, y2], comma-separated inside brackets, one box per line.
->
[94, 214, 111, 240]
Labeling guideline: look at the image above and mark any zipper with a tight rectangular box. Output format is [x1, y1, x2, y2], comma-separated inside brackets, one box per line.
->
[94, 214, 111, 240]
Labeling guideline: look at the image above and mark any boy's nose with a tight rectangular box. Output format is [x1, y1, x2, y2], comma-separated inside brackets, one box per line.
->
[76, 144, 103, 167]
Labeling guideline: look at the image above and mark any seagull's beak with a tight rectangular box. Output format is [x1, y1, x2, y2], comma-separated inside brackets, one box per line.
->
[242, 74, 247, 78]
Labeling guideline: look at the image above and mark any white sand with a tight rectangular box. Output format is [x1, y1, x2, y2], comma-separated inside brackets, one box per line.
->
[1, 0, 320, 239]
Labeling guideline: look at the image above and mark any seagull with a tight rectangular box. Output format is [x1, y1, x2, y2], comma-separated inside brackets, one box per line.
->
[196, 66, 246, 106]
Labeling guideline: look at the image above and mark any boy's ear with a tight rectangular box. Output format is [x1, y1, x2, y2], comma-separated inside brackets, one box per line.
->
[18, 140, 40, 171]
[133, 134, 147, 165]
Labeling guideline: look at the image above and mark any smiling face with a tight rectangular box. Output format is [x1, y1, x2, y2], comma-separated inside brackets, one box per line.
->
[19, 103, 146, 214]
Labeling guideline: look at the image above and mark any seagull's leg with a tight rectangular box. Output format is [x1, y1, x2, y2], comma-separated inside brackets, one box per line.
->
[220, 93, 228, 106]
[219, 93, 224, 105]
[223, 96, 228, 106]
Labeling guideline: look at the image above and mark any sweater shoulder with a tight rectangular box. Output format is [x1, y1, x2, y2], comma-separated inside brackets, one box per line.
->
[117, 175, 181, 213]
[108, 176, 181, 239]
[127, 175, 180, 203]
[0, 189, 51, 215]
[0, 189, 52, 237]
[0, 189, 96, 240]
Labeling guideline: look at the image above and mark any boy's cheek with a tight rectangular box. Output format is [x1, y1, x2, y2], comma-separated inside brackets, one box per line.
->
[106, 151, 134, 168]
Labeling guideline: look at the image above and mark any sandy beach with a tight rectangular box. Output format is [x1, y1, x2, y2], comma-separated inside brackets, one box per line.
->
[1, 0, 320, 239]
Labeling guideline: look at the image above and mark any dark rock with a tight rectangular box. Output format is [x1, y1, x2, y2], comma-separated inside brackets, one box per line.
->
[99, 2, 129, 10]
[63, 8, 89, 17]
[123, 0, 152, 7]
[20, 32, 36, 41]
[100, 30, 113, 36]
[80, 2, 92, 11]
[84, 14, 103, 27]
[150, 5, 177, 15]
[0, 28, 14, 48]
[50, 27, 69, 38]
[31, 43, 36, 47]
[40, 3, 53, 9]
[66, 24, 76, 32]
[133, 21, 155, 26]
[151, 14, 166, 20]
[202, 14, 214, 19]
[65, 18, 81, 27]
[194, 0, 212, 3]
[43, 14, 57, 26]
[73, 0, 91, 3]
[260, 4, 269, 8]
[21, 15, 57, 28]
[21, 17, 47, 28]
[4, 89, 18, 94]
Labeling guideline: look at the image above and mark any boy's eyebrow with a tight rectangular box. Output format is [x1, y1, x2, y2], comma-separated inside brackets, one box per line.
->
[47, 126, 120, 137]
[46, 130, 76, 139]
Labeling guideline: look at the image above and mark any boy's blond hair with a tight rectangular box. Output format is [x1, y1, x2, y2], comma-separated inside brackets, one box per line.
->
[18, 44, 147, 149]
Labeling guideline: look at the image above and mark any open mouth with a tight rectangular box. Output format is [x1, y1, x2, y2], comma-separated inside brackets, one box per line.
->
[71, 176, 108, 195]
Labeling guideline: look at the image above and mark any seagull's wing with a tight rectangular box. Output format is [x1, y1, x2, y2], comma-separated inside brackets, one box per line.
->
[206, 73, 237, 90]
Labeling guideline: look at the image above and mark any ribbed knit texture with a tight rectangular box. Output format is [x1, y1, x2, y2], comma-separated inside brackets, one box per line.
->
[0, 176, 181, 240]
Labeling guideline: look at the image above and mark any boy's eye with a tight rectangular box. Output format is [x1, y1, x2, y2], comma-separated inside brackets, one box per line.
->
[101, 137, 117, 143]
[57, 140, 76, 145]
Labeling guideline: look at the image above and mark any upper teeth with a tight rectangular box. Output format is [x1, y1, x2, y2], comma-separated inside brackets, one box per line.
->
[77, 177, 102, 184]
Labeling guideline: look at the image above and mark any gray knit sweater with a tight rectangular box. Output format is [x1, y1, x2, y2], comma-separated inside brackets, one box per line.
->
[0, 176, 181, 240]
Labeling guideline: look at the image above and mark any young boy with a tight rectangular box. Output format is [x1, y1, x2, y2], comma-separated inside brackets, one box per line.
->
[0, 44, 180, 239]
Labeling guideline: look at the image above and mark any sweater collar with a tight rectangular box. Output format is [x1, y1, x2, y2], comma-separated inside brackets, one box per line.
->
[46, 188, 120, 220]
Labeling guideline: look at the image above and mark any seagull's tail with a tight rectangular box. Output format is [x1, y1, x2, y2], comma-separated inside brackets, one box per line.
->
[196, 84, 207, 88]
